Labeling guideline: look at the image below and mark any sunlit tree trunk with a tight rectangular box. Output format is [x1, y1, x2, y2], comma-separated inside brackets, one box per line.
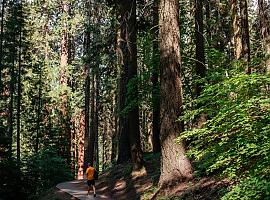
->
[231, 0, 243, 59]
[78, 110, 85, 179]
[159, 0, 193, 186]
[258, 0, 270, 72]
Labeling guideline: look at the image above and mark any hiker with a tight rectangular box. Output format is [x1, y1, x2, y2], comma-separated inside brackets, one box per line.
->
[85, 163, 97, 197]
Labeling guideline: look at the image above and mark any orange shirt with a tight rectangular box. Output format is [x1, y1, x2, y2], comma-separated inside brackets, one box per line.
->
[86, 167, 95, 180]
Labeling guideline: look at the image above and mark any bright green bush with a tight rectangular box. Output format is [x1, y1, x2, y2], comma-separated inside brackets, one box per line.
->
[180, 73, 270, 199]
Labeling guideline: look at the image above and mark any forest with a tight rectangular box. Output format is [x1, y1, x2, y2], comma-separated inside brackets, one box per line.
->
[0, 0, 270, 199]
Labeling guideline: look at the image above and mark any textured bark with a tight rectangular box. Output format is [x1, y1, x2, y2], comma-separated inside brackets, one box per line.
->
[152, 0, 161, 153]
[60, 0, 71, 165]
[159, 0, 193, 186]
[231, 0, 242, 59]
[258, 0, 270, 72]
[89, 68, 96, 167]
[195, 0, 206, 96]
[84, 64, 91, 165]
[84, 0, 91, 166]
[123, 0, 144, 170]
[77, 111, 85, 180]
[117, 10, 131, 163]
[240, 0, 251, 73]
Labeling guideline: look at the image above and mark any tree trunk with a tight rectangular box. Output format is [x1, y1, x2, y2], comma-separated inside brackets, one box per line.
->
[195, 0, 206, 96]
[240, 0, 251, 73]
[258, 0, 270, 72]
[89, 68, 96, 167]
[152, 0, 161, 153]
[121, 0, 144, 170]
[231, 0, 243, 59]
[117, 12, 131, 163]
[159, 0, 193, 186]
[77, 111, 85, 179]
[60, 0, 71, 165]
[94, 66, 99, 170]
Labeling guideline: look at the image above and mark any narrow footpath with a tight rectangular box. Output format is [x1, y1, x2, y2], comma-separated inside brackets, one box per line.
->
[56, 180, 113, 200]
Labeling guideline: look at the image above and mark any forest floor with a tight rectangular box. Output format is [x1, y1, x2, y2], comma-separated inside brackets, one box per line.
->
[40, 153, 230, 200]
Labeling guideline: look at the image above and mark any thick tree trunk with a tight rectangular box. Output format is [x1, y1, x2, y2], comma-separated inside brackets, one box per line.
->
[117, 10, 131, 164]
[152, 0, 161, 153]
[258, 0, 270, 72]
[60, 1, 71, 165]
[84, 64, 91, 165]
[231, 0, 243, 59]
[122, 0, 144, 170]
[77, 111, 85, 179]
[159, 0, 193, 186]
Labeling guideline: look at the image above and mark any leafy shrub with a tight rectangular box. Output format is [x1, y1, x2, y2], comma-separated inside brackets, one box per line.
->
[23, 147, 73, 199]
[180, 73, 270, 199]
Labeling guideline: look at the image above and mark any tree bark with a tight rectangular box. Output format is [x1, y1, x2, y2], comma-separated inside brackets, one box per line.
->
[152, 0, 161, 153]
[122, 0, 144, 170]
[159, 0, 193, 186]
[231, 0, 243, 59]
[77, 111, 85, 179]
[258, 0, 270, 72]
[60, 0, 71, 165]
[117, 9, 131, 164]
[195, 0, 206, 96]
[240, 0, 251, 73]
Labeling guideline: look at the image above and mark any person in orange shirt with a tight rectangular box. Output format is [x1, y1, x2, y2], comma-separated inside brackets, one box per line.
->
[86, 163, 96, 197]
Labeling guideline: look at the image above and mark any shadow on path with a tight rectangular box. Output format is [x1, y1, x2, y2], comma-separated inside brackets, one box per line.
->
[57, 180, 113, 200]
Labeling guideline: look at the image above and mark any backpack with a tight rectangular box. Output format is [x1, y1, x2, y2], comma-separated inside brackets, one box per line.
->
[94, 169, 98, 180]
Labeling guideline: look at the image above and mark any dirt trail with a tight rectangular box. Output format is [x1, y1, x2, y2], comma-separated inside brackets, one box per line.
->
[56, 180, 113, 200]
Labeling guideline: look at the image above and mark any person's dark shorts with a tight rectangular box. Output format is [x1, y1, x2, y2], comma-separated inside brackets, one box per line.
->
[87, 179, 95, 186]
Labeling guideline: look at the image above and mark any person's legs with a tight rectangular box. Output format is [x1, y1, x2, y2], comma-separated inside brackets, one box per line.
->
[87, 180, 91, 195]
[92, 185, 96, 197]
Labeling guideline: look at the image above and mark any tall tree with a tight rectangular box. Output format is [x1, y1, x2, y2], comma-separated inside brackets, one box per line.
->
[231, 0, 243, 59]
[59, 0, 71, 165]
[158, 0, 193, 185]
[124, 0, 144, 170]
[117, 5, 131, 164]
[240, 0, 251, 73]
[151, 0, 161, 153]
[258, 0, 270, 71]
[194, 0, 206, 96]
